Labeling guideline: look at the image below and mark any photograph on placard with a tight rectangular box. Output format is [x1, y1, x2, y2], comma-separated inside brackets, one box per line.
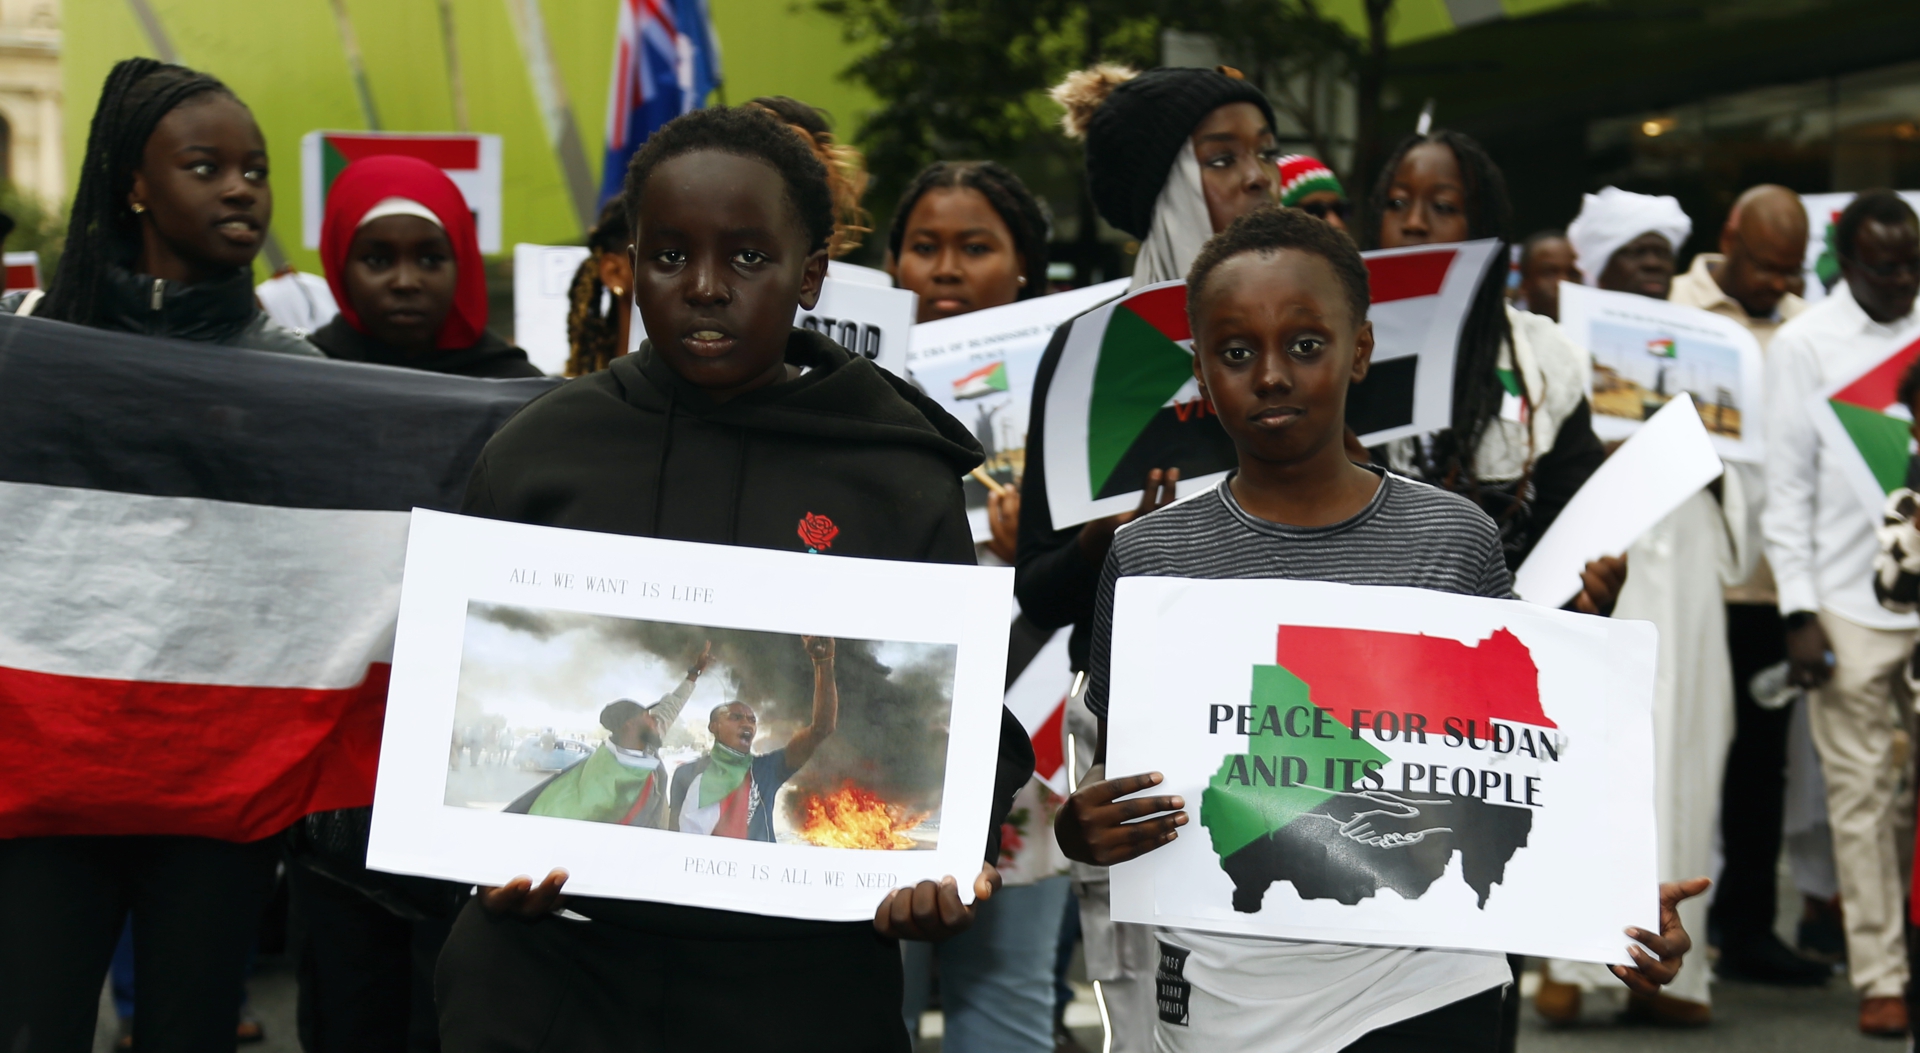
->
[446, 602, 955, 851]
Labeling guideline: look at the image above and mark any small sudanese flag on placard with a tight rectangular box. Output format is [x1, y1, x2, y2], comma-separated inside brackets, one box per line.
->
[953, 360, 1010, 400]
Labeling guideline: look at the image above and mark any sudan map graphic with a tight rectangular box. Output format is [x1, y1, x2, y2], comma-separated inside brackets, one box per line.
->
[1203, 626, 1556, 913]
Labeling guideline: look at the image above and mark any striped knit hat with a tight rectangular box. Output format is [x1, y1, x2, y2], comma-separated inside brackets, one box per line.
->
[1276, 154, 1344, 208]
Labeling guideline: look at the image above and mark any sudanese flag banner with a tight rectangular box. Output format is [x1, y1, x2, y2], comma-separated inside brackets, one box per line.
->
[1039, 240, 1499, 530]
[0, 314, 553, 841]
[1105, 577, 1658, 963]
[1808, 330, 1920, 523]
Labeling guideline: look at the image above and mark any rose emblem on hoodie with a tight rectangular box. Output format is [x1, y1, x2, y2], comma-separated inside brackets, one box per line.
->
[797, 512, 839, 553]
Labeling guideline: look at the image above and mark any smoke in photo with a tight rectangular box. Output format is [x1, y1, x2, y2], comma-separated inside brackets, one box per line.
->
[451, 602, 956, 842]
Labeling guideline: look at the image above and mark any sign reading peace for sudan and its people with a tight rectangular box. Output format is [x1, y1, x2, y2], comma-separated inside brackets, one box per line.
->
[1105, 578, 1659, 964]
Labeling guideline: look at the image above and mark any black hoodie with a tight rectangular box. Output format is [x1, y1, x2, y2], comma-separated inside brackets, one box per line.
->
[465, 327, 1035, 939]
[310, 315, 546, 379]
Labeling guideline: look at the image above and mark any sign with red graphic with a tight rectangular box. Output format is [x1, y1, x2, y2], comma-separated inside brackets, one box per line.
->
[1107, 576, 1657, 963]
[1808, 330, 1920, 521]
[1040, 241, 1500, 529]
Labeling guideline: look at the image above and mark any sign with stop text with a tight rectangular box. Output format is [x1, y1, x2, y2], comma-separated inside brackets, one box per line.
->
[1105, 577, 1658, 964]
[795, 277, 917, 379]
[368, 510, 1012, 922]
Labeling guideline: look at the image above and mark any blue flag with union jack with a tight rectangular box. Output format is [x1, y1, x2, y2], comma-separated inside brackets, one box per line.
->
[600, 0, 723, 205]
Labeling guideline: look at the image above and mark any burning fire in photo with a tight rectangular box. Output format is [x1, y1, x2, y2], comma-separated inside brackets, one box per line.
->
[800, 780, 927, 850]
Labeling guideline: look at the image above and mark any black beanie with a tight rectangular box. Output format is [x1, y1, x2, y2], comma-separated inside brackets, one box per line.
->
[1085, 68, 1276, 240]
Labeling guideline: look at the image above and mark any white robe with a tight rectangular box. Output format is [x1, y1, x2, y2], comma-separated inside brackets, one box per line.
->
[1549, 475, 1752, 1006]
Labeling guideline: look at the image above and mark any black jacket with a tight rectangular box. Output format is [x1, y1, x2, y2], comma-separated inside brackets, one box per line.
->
[1016, 316, 1112, 673]
[309, 316, 545, 378]
[2, 264, 320, 356]
[465, 327, 1035, 939]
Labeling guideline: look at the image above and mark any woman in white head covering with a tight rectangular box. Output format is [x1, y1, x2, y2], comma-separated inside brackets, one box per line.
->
[1566, 186, 1693, 299]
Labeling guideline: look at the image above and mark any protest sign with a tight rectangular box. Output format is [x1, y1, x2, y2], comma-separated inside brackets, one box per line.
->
[303, 131, 504, 253]
[512, 243, 591, 376]
[368, 510, 1012, 921]
[1558, 283, 1765, 463]
[908, 279, 1129, 539]
[796, 277, 918, 378]
[1807, 330, 1920, 522]
[4, 250, 38, 291]
[1040, 241, 1498, 529]
[0, 315, 554, 841]
[829, 260, 895, 287]
[1106, 577, 1658, 963]
[1513, 396, 1723, 608]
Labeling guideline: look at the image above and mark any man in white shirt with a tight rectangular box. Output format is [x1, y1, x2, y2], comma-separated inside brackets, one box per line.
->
[1669, 186, 1830, 987]
[1762, 190, 1920, 1037]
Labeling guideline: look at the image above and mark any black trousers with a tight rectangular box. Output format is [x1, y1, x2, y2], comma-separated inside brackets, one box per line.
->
[435, 900, 911, 1053]
[290, 861, 457, 1053]
[1711, 603, 1792, 944]
[0, 834, 278, 1053]
[1340, 985, 1504, 1052]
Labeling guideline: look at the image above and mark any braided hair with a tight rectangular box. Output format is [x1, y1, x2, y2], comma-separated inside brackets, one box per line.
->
[42, 58, 240, 327]
[747, 96, 871, 259]
[565, 199, 630, 377]
[887, 161, 1051, 298]
[1367, 130, 1515, 491]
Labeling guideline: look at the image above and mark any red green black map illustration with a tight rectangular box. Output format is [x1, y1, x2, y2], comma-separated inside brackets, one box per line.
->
[1203, 626, 1556, 912]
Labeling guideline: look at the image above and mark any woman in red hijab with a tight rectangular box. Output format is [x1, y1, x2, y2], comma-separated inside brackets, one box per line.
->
[310, 154, 543, 377]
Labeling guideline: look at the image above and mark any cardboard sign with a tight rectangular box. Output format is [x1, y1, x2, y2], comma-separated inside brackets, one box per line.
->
[1040, 242, 1498, 530]
[1106, 576, 1658, 963]
[303, 132, 505, 253]
[512, 244, 591, 376]
[1559, 283, 1765, 463]
[796, 278, 918, 378]
[369, 511, 1012, 921]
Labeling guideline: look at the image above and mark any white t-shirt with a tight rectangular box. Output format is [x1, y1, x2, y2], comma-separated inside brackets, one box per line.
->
[1151, 929, 1510, 1053]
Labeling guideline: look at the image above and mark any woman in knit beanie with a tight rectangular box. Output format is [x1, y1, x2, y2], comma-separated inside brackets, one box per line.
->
[1276, 153, 1350, 234]
[1051, 64, 1280, 289]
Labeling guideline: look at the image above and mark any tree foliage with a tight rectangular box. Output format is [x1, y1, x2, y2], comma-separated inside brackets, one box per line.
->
[817, 0, 1370, 216]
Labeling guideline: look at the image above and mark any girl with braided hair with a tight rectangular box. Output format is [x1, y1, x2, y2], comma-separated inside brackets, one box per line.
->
[1369, 130, 1624, 614]
[0, 58, 307, 1053]
[9, 58, 314, 356]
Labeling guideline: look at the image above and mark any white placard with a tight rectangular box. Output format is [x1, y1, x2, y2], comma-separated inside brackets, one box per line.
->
[828, 261, 894, 287]
[512, 244, 591, 377]
[1106, 576, 1658, 963]
[1513, 397, 1724, 608]
[796, 278, 918, 378]
[369, 510, 1012, 921]
[908, 280, 1130, 540]
[1558, 283, 1765, 463]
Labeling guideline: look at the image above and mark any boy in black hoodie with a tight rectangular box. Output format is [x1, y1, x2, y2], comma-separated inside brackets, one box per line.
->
[436, 106, 1032, 1053]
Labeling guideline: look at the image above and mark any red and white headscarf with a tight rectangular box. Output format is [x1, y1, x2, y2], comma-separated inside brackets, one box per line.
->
[319, 155, 488, 349]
